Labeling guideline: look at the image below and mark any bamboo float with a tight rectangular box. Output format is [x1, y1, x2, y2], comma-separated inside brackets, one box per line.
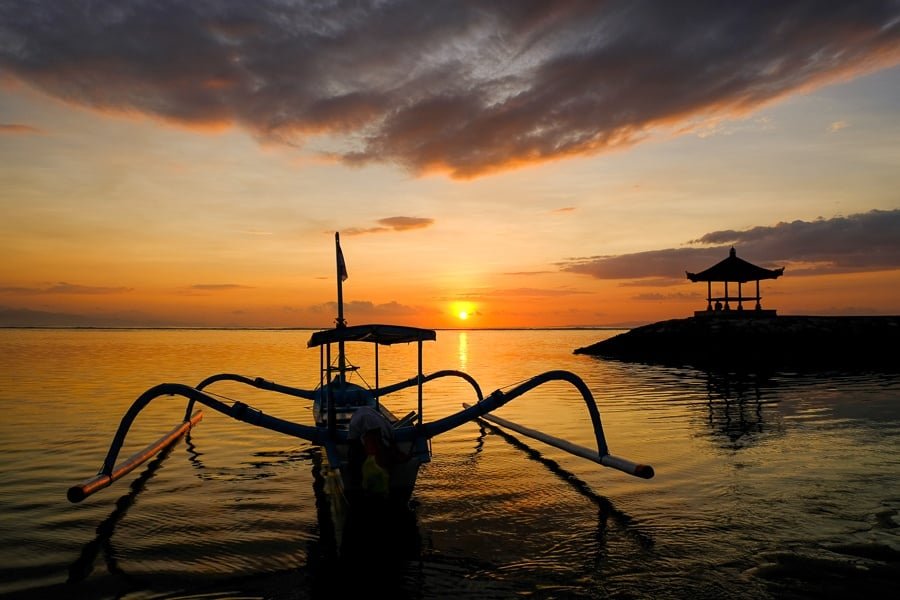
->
[462, 403, 653, 479]
[67, 411, 203, 503]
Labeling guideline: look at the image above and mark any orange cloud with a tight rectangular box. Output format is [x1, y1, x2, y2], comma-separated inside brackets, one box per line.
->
[0, 282, 132, 295]
[343, 216, 434, 235]
[0, 123, 42, 134]
[190, 284, 254, 291]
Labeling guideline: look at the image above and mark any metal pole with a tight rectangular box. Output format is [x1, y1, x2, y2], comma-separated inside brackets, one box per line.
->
[335, 232, 345, 327]
[417, 340, 424, 425]
[335, 232, 346, 385]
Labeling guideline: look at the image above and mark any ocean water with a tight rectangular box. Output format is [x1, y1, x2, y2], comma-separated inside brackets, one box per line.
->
[0, 328, 898, 599]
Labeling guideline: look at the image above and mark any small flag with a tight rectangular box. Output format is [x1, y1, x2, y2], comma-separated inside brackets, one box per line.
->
[337, 239, 348, 281]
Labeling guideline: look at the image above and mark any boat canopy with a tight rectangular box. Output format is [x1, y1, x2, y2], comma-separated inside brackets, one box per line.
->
[307, 324, 436, 348]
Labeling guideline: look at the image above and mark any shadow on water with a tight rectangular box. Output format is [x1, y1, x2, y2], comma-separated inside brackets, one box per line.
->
[60, 414, 654, 599]
[472, 418, 655, 551]
[67, 442, 177, 588]
[61, 435, 426, 600]
[703, 371, 775, 447]
[303, 447, 425, 599]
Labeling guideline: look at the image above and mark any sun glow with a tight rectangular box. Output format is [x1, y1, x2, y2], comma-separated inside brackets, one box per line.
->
[451, 301, 476, 323]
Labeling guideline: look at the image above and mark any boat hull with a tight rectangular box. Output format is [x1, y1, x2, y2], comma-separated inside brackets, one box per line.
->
[323, 436, 428, 506]
[319, 437, 427, 552]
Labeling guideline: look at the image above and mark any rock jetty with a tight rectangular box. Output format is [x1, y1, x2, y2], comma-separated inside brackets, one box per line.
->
[574, 315, 900, 372]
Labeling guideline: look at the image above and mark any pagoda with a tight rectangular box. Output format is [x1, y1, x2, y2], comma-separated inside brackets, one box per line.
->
[686, 247, 784, 317]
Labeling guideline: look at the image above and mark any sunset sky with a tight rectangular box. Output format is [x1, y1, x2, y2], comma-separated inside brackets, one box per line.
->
[1, 1, 899, 329]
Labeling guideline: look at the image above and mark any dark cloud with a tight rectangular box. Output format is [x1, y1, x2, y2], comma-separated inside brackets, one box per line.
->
[1, 1, 896, 178]
[562, 247, 708, 280]
[343, 216, 434, 235]
[0, 282, 132, 294]
[563, 209, 900, 279]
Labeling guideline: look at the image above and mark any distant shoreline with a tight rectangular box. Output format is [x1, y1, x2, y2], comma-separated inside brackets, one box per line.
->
[0, 325, 628, 332]
[574, 315, 900, 372]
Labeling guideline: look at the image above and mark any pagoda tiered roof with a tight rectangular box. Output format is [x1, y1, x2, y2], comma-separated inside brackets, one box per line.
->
[686, 247, 784, 283]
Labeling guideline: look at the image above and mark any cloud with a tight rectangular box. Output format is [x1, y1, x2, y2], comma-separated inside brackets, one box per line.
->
[454, 287, 589, 299]
[562, 209, 900, 279]
[0, 306, 168, 327]
[176, 283, 255, 296]
[343, 216, 434, 235]
[0, 123, 42, 134]
[630, 292, 703, 301]
[1, 1, 896, 178]
[503, 270, 555, 276]
[378, 216, 433, 231]
[620, 278, 690, 288]
[0, 282, 132, 295]
[190, 284, 254, 291]
[310, 299, 421, 319]
[829, 120, 850, 132]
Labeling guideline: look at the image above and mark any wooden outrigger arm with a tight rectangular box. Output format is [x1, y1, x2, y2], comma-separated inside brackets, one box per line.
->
[67, 370, 485, 503]
[67, 411, 204, 503]
[67, 382, 326, 504]
[449, 370, 653, 480]
[463, 404, 653, 479]
[68, 369, 651, 503]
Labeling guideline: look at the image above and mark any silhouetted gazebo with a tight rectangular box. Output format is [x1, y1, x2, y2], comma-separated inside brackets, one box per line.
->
[686, 247, 784, 316]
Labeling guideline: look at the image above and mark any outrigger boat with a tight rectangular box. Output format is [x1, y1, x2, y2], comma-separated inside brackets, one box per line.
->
[68, 233, 654, 516]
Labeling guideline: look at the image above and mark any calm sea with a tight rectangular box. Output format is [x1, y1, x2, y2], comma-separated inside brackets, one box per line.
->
[1, 328, 898, 599]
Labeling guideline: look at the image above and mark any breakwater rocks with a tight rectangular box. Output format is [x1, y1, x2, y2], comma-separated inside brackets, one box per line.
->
[574, 315, 900, 371]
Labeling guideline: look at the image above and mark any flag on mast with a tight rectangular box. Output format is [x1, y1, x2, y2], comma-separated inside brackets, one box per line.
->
[336, 235, 348, 281]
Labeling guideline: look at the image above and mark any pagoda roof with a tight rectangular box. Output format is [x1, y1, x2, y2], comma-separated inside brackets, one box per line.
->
[686, 247, 784, 283]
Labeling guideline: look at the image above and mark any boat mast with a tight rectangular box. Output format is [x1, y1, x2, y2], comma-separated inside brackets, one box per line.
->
[335, 232, 346, 328]
[335, 232, 347, 385]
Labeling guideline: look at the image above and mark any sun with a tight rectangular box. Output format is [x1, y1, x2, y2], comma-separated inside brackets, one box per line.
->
[451, 301, 476, 323]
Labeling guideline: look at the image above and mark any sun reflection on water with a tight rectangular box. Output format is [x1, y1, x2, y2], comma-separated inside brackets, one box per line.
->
[457, 331, 468, 371]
